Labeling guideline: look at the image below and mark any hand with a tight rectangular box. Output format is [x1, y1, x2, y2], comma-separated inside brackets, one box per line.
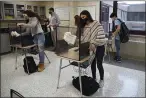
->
[89, 44, 96, 52]
[17, 23, 25, 27]
[47, 25, 50, 28]
[112, 33, 115, 37]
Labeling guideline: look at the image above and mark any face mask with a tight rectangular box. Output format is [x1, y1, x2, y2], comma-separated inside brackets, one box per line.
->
[23, 14, 28, 19]
[49, 12, 52, 14]
[80, 18, 88, 27]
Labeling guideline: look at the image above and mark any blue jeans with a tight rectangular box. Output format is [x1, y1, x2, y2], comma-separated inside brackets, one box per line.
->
[115, 39, 121, 59]
[33, 33, 45, 64]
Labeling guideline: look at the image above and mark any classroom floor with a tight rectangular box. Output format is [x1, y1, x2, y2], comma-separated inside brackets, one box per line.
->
[1, 51, 145, 97]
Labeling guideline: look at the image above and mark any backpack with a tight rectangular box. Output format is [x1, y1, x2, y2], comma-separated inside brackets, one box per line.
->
[72, 75, 99, 96]
[23, 56, 37, 74]
[117, 19, 129, 43]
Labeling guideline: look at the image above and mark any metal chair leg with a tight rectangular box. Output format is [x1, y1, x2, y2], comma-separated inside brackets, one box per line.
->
[44, 52, 51, 63]
[57, 58, 62, 90]
[15, 47, 18, 70]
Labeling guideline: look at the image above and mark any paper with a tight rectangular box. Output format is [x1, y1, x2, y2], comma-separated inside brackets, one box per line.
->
[50, 26, 54, 32]
[64, 32, 77, 45]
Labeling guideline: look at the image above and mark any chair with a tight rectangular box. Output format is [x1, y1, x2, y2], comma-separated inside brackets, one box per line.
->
[10, 89, 25, 98]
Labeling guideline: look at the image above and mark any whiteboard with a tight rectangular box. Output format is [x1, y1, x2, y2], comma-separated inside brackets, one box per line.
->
[55, 7, 70, 20]
[77, 6, 96, 20]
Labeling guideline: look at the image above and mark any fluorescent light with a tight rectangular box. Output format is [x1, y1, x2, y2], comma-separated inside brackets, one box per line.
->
[118, 1, 145, 5]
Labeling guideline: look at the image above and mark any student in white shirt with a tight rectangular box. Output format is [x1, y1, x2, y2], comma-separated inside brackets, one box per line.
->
[47, 8, 60, 50]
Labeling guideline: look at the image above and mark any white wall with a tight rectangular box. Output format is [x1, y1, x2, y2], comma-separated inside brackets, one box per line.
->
[53, 1, 100, 26]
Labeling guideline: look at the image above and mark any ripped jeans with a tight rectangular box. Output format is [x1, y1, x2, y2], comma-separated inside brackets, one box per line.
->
[33, 33, 45, 64]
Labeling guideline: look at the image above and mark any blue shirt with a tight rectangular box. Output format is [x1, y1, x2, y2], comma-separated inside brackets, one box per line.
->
[114, 18, 121, 40]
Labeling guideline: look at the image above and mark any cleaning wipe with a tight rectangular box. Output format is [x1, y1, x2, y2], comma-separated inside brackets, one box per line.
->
[64, 32, 77, 45]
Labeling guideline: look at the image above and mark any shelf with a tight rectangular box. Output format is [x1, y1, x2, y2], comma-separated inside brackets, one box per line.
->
[4, 8, 14, 10]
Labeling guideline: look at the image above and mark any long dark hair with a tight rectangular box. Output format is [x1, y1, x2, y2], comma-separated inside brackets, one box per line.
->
[74, 15, 80, 26]
[22, 10, 41, 22]
[80, 10, 94, 23]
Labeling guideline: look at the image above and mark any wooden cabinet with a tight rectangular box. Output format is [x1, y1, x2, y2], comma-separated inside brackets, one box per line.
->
[16, 4, 25, 19]
[1, 1, 46, 20]
[3, 3, 15, 20]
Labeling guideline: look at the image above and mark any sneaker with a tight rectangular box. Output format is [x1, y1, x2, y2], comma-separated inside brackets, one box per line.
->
[116, 58, 121, 63]
[38, 63, 45, 72]
[99, 80, 104, 88]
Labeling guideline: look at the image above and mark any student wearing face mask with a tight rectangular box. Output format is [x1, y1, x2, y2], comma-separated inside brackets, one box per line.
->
[78, 10, 106, 88]
[16, 10, 45, 72]
[47, 8, 60, 50]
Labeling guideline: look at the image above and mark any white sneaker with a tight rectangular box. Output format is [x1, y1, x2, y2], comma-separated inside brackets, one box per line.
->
[99, 80, 104, 88]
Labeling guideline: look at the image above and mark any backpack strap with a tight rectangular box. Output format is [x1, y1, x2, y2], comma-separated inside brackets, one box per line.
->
[117, 19, 123, 23]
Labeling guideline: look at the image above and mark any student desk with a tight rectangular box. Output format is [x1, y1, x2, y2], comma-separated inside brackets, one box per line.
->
[10, 44, 51, 74]
[56, 47, 89, 97]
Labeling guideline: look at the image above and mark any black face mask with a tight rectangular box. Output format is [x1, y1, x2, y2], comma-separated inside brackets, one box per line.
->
[80, 18, 88, 27]
[49, 12, 52, 14]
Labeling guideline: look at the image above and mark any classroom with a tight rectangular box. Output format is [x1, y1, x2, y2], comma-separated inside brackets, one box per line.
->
[0, 0, 145, 97]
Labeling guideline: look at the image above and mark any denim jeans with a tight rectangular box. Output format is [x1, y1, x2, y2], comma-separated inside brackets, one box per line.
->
[115, 38, 121, 59]
[33, 33, 45, 64]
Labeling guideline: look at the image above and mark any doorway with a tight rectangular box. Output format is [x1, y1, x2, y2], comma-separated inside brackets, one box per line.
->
[100, 2, 109, 33]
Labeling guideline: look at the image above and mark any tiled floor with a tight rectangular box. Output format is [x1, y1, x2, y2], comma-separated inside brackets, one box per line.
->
[1, 51, 145, 97]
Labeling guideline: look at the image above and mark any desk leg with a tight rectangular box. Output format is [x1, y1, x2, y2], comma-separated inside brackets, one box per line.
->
[15, 47, 18, 70]
[24, 49, 30, 75]
[57, 58, 62, 90]
[107, 45, 111, 62]
[44, 52, 51, 64]
[78, 62, 83, 97]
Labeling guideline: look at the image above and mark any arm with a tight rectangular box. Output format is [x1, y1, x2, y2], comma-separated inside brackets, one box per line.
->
[22, 17, 38, 28]
[113, 19, 121, 36]
[21, 28, 31, 36]
[55, 14, 60, 26]
[113, 25, 120, 35]
[90, 25, 107, 46]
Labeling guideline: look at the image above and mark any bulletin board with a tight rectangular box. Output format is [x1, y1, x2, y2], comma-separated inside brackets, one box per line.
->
[55, 7, 70, 21]
[77, 6, 96, 20]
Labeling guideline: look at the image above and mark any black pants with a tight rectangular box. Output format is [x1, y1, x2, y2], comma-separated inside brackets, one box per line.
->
[91, 45, 105, 80]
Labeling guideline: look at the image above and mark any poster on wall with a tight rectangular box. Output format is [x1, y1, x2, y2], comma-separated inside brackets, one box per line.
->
[55, 7, 70, 20]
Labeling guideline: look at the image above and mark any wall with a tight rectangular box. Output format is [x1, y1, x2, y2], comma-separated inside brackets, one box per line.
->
[128, 4, 145, 12]
[53, 1, 100, 26]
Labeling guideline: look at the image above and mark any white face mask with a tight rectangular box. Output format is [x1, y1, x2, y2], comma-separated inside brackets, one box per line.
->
[23, 14, 28, 19]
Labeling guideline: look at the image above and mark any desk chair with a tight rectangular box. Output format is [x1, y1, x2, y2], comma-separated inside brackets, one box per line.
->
[10, 89, 25, 98]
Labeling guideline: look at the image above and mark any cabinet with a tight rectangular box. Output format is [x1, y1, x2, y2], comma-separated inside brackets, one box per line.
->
[3, 3, 15, 20]
[0, 33, 11, 54]
[39, 6, 46, 17]
[16, 4, 25, 19]
[1, 2, 46, 20]
[27, 5, 32, 11]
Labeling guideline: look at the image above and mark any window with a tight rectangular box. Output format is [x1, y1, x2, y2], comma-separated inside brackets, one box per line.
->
[127, 12, 145, 21]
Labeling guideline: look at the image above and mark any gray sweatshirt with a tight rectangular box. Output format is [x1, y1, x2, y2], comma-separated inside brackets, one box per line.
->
[21, 17, 44, 36]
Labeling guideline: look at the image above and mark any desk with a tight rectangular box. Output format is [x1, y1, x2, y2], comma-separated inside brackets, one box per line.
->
[56, 48, 89, 97]
[10, 44, 51, 74]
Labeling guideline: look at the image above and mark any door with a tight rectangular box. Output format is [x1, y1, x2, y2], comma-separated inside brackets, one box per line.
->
[100, 3, 109, 33]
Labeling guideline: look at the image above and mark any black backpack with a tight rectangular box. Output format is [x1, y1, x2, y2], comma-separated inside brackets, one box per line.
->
[72, 75, 99, 96]
[117, 19, 129, 43]
[23, 56, 37, 74]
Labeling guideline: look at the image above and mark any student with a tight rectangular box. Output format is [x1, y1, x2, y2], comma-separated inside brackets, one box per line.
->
[15, 10, 45, 72]
[47, 7, 60, 50]
[110, 12, 121, 63]
[78, 10, 106, 88]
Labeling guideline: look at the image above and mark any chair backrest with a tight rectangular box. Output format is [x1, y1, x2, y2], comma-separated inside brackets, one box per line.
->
[10, 89, 25, 98]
